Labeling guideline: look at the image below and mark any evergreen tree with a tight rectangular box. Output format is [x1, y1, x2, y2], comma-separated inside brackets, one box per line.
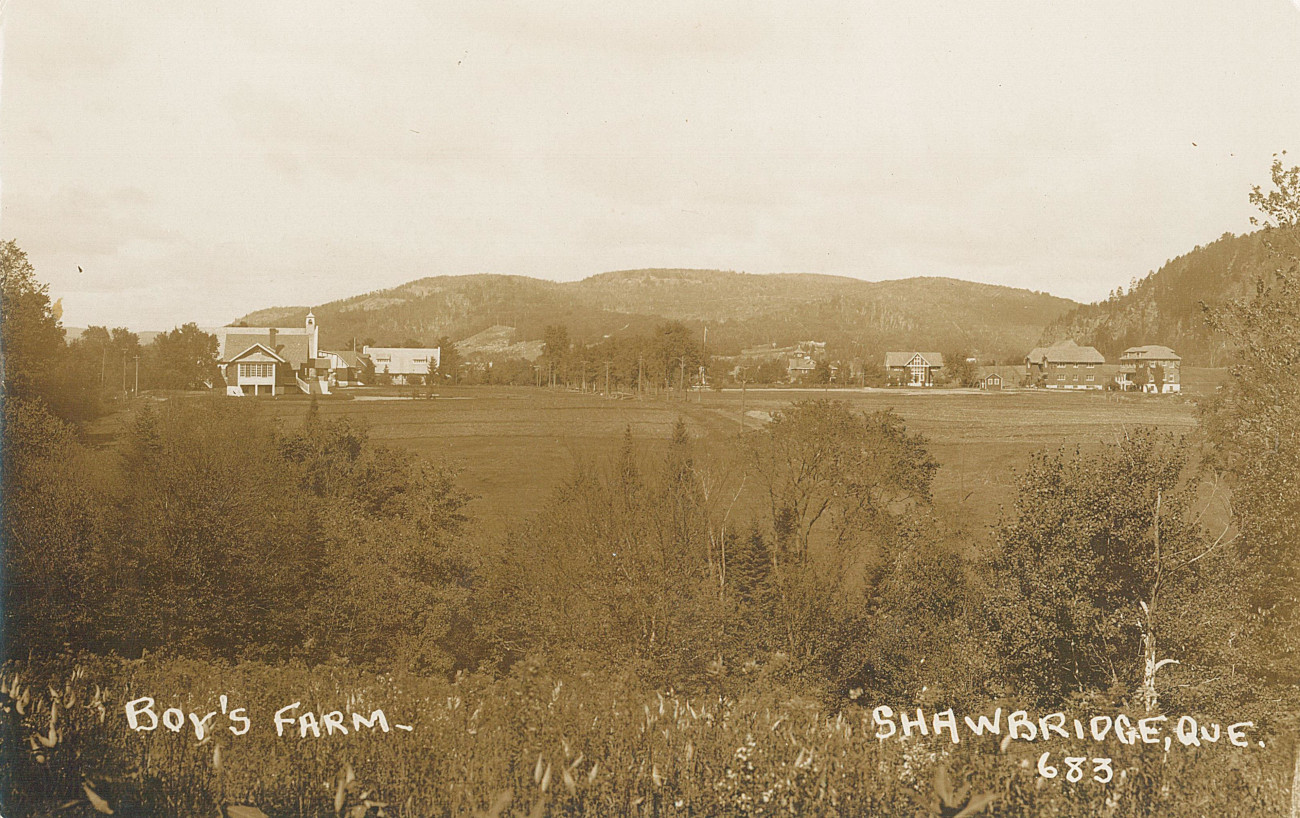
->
[435, 335, 461, 383]
[726, 525, 773, 605]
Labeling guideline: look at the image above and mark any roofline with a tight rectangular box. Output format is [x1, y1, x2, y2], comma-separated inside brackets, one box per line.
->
[217, 326, 315, 335]
[225, 342, 288, 364]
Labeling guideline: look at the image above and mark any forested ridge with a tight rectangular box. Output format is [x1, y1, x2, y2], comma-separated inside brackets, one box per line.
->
[1041, 228, 1295, 365]
[239, 270, 1077, 364]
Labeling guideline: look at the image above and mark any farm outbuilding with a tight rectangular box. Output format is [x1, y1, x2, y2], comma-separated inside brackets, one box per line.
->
[364, 346, 441, 385]
[977, 365, 1022, 391]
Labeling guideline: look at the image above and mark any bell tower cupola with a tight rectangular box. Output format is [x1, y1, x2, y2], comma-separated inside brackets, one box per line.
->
[306, 311, 318, 359]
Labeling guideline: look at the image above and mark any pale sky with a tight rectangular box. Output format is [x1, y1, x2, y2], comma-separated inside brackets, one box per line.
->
[3, 1, 1299, 330]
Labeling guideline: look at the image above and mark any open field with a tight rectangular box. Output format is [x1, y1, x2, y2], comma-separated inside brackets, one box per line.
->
[256, 384, 1205, 535]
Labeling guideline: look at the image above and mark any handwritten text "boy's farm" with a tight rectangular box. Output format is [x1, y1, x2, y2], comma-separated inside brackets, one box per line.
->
[123, 696, 414, 740]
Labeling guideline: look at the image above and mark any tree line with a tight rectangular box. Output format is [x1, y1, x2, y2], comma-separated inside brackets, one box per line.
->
[1, 242, 218, 421]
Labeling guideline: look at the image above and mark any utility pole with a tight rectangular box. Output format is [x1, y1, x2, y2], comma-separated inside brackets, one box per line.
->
[123, 352, 128, 393]
[740, 368, 748, 432]
[701, 325, 708, 404]
[133, 354, 140, 395]
[679, 356, 687, 400]
[637, 353, 643, 399]
[604, 361, 611, 397]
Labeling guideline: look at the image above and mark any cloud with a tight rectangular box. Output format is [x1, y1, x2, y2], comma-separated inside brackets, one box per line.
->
[4, 1, 1300, 328]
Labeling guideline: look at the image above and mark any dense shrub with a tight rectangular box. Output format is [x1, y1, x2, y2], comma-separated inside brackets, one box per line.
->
[2, 398, 473, 672]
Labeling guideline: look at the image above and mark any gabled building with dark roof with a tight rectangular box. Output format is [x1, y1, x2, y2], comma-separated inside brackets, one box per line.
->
[1025, 340, 1107, 390]
[884, 352, 945, 386]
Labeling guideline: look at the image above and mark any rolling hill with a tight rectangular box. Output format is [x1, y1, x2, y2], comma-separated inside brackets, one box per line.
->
[237, 269, 1078, 362]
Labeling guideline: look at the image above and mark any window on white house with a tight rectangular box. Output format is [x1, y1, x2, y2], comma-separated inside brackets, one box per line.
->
[1057, 374, 1065, 380]
[238, 363, 273, 379]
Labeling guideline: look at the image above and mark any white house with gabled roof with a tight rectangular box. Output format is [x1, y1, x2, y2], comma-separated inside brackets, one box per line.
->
[216, 312, 330, 396]
[884, 351, 945, 386]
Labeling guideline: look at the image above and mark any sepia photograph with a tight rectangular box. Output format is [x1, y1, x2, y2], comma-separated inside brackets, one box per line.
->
[1, 1, 1298, 815]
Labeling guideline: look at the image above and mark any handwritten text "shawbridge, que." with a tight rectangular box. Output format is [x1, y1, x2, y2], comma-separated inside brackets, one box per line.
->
[123, 696, 415, 741]
[867, 706, 1263, 751]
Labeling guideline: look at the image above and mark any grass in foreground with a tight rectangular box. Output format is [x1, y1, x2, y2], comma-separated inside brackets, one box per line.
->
[0, 655, 1289, 817]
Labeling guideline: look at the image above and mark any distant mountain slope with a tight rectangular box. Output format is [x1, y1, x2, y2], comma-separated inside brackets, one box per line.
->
[238, 269, 1079, 361]
[1039, 230, 1289, 365]
[67, 327, 162, 345]
[457, 324, 546, 361]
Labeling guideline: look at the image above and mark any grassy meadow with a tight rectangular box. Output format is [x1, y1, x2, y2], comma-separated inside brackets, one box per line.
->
[257, 383, 1206, 534]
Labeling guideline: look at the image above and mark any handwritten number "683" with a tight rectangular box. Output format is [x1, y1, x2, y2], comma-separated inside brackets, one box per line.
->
[1037, 752, 1113, 783]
